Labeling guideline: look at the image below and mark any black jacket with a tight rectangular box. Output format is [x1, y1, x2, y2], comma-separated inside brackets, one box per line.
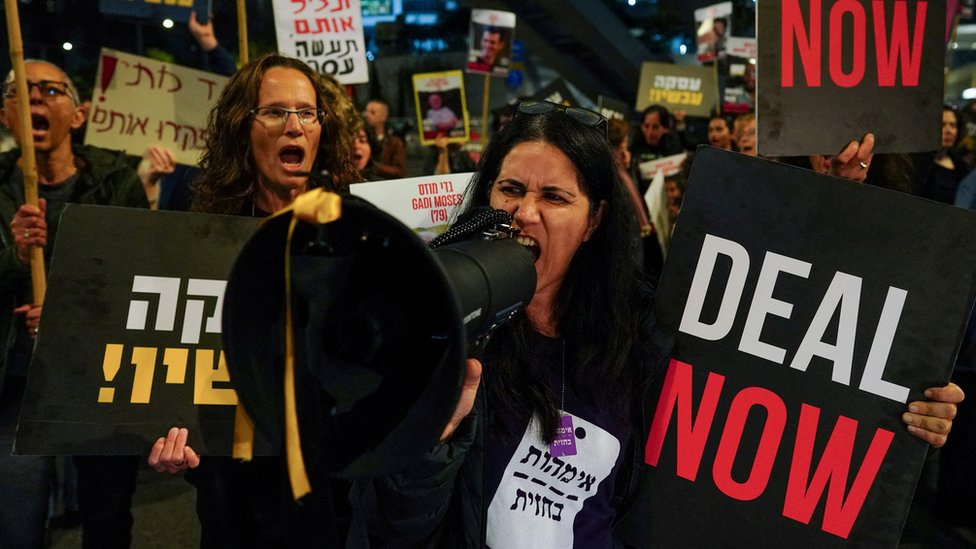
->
[0, 144, 147, 391]
[351, 290, 673, 548]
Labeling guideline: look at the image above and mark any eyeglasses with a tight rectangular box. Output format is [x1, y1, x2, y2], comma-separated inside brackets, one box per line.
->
[514, 100, 608, 136]
[250, 106, 326, 128]
[3, 80, 74, 102]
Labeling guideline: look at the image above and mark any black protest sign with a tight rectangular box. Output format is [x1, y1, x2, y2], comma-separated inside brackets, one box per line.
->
[16, 205, 266, 456]
[98, 0, 210, 24]
[757, 0, 945, 156]
[635, 62, 718, 118]
[616, 147, 976, 548]
[532, 78, 578, 106]
[598, 95, 630, 121]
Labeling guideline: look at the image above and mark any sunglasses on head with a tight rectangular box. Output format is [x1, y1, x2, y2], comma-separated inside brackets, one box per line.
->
[514, 100, 608, 136]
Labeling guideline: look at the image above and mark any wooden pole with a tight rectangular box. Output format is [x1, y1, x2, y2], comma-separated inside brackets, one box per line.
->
[237, 0, 249, 65]
[481, 74, 491, 151]
[4, 0, 46, 304]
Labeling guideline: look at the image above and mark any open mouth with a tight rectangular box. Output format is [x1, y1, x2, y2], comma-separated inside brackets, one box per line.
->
[279, 145, 305, 168]
[31, 114, 50, 132]
[516, 235, 541, 262]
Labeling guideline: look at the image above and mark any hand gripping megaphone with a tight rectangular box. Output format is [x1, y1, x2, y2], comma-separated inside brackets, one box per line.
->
[222, 191, 535, 489]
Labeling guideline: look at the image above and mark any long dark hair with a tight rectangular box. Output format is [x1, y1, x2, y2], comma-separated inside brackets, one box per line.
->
[943, 105, 961, 151]
[460, 110, 655, 441]
[192, 54, 357, 214]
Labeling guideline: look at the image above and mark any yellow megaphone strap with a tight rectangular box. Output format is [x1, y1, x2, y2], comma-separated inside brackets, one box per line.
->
[232, 404, 255, 461]
[230, 188, 342, 501]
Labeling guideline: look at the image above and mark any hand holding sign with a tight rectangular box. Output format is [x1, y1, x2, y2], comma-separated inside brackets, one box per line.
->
[188, 10, 217, 51]
[148, 427, 200, 474]
[904, 382, 964, 448]
[138, 146, 177, 206]
[13, 304, 41, 339]
[828, 133, 876, 182]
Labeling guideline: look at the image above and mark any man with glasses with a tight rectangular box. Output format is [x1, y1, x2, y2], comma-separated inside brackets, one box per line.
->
[0, 60, 147, 548]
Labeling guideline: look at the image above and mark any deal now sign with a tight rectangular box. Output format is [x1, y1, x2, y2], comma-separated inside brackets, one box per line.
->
[757, 0, 945, 156]
[615, 148, 976, 548]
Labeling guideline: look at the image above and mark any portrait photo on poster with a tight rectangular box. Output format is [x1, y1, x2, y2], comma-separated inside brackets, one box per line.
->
[412, 70, 470, 147]
[421, 90, 463, 138]
[695, 1, 733, 63]
[466, 9, 516, 76]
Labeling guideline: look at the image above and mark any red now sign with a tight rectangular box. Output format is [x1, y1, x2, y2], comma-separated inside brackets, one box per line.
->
[645, 358, 894, 540]
[782, 0, 927, 88]
[757, 0, 945, 156]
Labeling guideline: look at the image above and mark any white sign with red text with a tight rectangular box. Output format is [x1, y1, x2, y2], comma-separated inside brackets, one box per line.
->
[84, 48, 228, 166]
[272, 0, 368, 84]
[638, 152, 687, 182]
[350, 172, 473, 241]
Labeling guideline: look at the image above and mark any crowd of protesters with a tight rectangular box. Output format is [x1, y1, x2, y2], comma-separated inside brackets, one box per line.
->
[0, 9, 973, 549]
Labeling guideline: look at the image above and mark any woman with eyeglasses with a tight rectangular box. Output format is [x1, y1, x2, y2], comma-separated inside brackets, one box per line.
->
[353, 101, 964, 548]
[148, 53, 358, 547]
[191, 54, 357, 216]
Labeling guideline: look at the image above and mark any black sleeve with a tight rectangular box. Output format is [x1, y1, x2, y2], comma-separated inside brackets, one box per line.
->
[348, 406, 479, 547]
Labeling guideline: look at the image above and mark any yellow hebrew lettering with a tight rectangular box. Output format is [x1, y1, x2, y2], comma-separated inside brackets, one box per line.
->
[130, 347, 158, 404]
[98, 343, 124, 403]
[163, 348, 189, 384]
[194, 349, 238, 406]
[691, 92, 703, 106]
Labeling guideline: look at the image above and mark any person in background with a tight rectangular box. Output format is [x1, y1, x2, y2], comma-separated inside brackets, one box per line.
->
[0, 60, 148, 549]
[707, 114, 734, 150]
[352, 123, 380, 181]
[664, 171, 686, 223]
[914, 105, 969, 204]
[149, 54, 359, 548]
[630, 104, 684, 193]
[955, 100, 976, 173]
[608, 117, 659, 281]
[186, 11, 236, 76]
[364, 98, 406, 179]
[607, 121, 651, 229]
[734, 112, 756, 156]
[137, 11, 237, 211]
[137, 145, 175, 209]
[424, 134, 475, 176]
[741, 61, 756, 110]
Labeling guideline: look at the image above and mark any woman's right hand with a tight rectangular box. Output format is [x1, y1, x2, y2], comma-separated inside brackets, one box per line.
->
[148, 427, 201, 473]
[439, 359, 482, 443]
